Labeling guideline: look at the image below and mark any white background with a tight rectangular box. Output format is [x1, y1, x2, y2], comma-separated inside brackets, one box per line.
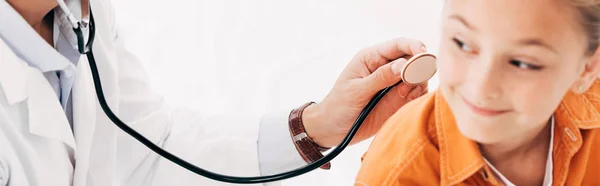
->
[111, 0, 443, 185]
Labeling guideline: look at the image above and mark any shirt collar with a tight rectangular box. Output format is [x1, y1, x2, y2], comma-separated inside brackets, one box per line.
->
[437, 81, 600, 185]
[0, 0, 70, 73]
[435, 92, 488, 185]
[482, 116, 555, 186]
[556, 81, 600, 129]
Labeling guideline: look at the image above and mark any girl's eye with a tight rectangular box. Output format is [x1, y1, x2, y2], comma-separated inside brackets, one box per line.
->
[451, 36, 544, 71]
[509, 59, 543, 70]
[453, 37, 474, 53]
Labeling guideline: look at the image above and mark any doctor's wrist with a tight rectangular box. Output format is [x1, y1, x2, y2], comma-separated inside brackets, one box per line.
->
[301, 103, 331, 147]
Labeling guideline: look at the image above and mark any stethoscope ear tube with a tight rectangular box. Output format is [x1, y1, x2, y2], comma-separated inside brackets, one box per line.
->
[73, 8, 95, 54]
[75, 3, 426, 183]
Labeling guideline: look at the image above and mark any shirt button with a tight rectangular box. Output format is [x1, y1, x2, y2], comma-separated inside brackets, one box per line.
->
[480, 169, 489, 181]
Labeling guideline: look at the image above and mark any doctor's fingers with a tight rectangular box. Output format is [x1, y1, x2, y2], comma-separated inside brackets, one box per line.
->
[359, 37, 426, 74]
[404, 82, 428, 100]
[361, 60, 403, 92]
[383, 79, 428, 100]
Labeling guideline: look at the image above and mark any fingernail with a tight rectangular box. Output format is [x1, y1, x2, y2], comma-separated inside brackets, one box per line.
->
[421, 45, 427, 52]
[392, 58, 407, 76]
[398, 83, 410, 98]
[409, 86, 423, 100]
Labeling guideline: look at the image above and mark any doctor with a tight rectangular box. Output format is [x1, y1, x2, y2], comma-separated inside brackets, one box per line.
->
[0, 0, 428, 185]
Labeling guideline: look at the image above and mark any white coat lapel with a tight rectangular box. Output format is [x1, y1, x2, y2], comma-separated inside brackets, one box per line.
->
[0, 39, 27, 106]
[0, 45, 72, 186]
[26, 68, 78, 151]
[0, 39, 77, 153]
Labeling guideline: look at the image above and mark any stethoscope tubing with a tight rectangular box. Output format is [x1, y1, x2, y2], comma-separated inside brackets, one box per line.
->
[78, 5, 403, 184]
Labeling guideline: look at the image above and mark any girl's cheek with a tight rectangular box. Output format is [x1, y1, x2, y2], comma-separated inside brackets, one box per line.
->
[438, 51, 466, 88]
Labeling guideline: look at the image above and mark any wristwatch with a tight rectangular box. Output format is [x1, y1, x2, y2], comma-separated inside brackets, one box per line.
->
[288, 102, 331, 170]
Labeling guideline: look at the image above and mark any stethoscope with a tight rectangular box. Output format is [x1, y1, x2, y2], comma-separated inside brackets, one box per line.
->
[58, 1, 437, 184]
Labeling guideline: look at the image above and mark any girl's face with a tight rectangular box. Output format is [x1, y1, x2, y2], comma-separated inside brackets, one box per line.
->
[439, 0, 598, 144]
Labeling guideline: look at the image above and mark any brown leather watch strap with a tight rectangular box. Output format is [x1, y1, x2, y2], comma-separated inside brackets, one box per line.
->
[288, 102, 331, 170]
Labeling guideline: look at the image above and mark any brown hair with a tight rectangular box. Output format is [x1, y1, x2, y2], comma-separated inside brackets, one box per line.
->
[572, 0, 600, 55]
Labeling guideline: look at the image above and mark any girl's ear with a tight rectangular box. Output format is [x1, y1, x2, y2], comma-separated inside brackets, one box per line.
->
[572, 45, 600, 94]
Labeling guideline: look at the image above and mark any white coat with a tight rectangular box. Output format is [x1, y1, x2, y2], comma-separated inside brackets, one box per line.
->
[0, 0, 273, 185]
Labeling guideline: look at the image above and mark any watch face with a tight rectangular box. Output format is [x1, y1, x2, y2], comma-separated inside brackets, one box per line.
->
[402, 52, 437, 85]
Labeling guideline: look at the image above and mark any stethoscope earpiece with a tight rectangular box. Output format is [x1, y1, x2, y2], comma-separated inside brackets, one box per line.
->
[57, 0, 95, 54]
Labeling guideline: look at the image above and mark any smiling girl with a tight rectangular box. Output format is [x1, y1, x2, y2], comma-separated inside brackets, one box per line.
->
[356, 0, 600, 185]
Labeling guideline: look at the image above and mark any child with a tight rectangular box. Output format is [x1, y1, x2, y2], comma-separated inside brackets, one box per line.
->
[356, 0, 600, 185]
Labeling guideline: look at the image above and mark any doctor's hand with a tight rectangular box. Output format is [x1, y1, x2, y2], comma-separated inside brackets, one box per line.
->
[302, 38, 428, 148]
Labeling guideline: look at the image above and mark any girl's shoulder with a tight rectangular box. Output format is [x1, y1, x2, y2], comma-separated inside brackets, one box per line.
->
[356, 90, 442, 185]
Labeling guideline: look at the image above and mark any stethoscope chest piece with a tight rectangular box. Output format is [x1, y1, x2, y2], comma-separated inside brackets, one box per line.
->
[399, 52, 437, 85]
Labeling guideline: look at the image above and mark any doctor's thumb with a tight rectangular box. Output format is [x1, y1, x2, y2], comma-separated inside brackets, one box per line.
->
[363, 58, 407, 92]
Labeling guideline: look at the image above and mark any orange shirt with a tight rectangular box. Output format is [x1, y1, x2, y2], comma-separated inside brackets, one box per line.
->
[355, 81, 600, 186]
